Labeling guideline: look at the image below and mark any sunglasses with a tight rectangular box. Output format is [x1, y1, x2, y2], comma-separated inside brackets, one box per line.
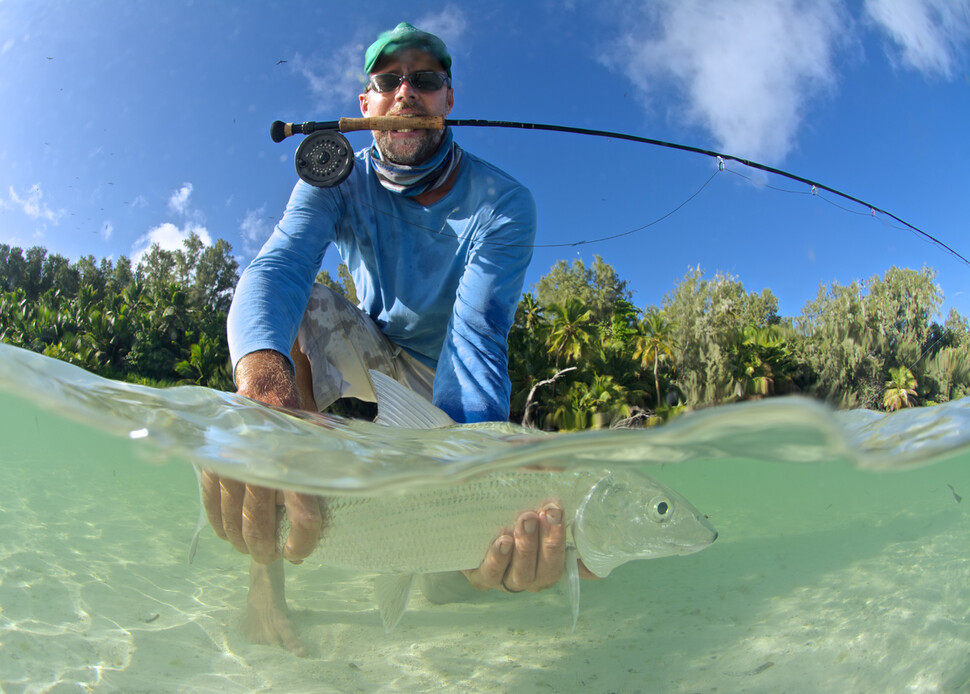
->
[367, 71, 451, 93]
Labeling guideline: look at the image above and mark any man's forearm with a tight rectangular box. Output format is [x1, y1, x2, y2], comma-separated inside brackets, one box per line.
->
[234, 349, 301, 409]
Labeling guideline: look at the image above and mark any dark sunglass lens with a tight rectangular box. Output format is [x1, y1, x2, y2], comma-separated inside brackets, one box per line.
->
[410, 72, 446, 91]
[370, 72, 446, 93]
[372, 74, 403, 92]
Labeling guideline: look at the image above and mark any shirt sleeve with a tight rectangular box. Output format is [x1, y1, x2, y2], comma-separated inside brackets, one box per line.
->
[432, 184, 537, 423]
[227, 181, 340, 372]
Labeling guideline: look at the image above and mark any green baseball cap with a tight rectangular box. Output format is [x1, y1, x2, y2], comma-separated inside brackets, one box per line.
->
[364, 22, 452, 77]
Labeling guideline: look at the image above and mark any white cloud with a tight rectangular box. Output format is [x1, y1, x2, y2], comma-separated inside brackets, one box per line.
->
[240, 207, 274, 258]
[130, 222, 212, 266]
[130, 182, 213, 264]
[865, 0, 970, 77]
[414, 6, 468, 50]
[293, 40, 369, 112]
[7, 183, 64, 223]
[604, 0, 846, 163]
[168, 182, 193, 215]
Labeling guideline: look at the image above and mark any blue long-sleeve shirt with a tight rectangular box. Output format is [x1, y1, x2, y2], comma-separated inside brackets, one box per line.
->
[227, 146, 536, 423]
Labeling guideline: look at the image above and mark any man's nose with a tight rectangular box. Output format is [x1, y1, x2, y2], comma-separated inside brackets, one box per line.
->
[394, 78, 419, 100]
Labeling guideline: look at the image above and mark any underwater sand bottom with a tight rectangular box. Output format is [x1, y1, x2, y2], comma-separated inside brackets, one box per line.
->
[1, 444, 969, 694]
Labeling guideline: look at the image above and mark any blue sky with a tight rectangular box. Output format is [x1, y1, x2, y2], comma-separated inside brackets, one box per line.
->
[1, 0, 968, 321]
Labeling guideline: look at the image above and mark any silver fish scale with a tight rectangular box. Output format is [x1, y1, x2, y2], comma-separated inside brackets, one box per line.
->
[308, 469, 603, 574]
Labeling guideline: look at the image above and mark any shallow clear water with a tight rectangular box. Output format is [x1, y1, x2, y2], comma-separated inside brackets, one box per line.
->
[1, 343, 968, 693]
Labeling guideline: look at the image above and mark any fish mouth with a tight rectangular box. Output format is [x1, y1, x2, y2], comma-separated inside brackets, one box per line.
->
[674, 529, 718, 555]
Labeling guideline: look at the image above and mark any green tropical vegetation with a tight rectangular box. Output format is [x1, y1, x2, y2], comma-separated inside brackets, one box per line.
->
[0, 234, 237, 390]
[2, 238, 968, 430]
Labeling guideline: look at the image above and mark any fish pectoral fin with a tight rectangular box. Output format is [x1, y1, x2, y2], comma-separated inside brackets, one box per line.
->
[374, 573, 416, 633]
[564, 548, 581, 632]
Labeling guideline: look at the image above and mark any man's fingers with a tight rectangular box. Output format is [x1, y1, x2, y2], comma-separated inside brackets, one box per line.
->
[200, 471, 324, 565]
[503, 511, 540, 592]
[462, 503, 590, 595]
[533, 504, 566, 590]
[218, 477, 248, 553]
[200, 468, 227, 540]
[280, 492, 324, 563]
[462, 533, 513, 591]
[241, 484, 280, 563]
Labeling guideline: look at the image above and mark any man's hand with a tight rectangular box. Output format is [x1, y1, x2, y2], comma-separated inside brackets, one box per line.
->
[200, 471, 324, 564]
[201, 349, 324, 564]
[462, 503, 597, 592]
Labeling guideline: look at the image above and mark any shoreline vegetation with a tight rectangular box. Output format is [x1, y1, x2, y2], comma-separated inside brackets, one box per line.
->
[2, 235, 967, 431]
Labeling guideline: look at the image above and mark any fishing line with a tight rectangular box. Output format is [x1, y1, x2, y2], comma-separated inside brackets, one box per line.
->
[355, 169, 719, 249]
[722, 167, 946, 252]
[271, 116, 969, 268]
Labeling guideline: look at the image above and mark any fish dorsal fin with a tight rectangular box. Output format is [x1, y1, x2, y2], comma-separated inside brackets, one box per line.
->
[564, 547, 581, 632]
[374, 573, 416, 633]
[370, 370, 455, 429]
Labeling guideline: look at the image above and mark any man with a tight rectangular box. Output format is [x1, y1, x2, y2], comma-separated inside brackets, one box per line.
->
[202, 23, 584, 653]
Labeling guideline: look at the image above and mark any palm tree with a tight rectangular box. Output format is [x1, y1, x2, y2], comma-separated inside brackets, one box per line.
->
[632, 310, 676, 408]
[924, 347, 970, 403]
[591, 342, 650, 410]
[578, 374, 631, 428]
[508, 336, 557, 424]
[726, 325, 798, 401]
[545, 381, 589, 431]
[546, 297, 594, 368]
[175, 333, 232, 388]
[517, 292, 546, 334]
[883, 365, 918, 411]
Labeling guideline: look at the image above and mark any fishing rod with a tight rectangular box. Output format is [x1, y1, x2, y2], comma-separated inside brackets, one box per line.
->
[270, 116, 968, 268]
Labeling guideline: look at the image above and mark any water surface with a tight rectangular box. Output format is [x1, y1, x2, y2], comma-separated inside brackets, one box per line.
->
[1, 343, 968, 693]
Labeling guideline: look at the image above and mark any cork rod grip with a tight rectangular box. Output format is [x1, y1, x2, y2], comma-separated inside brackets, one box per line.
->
[338, 116, 446, 132]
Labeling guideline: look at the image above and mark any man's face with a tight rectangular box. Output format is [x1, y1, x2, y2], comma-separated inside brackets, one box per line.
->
[359, 48, 454, 165]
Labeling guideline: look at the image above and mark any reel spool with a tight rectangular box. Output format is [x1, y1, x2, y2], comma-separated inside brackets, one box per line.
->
[294, 130, 354, 188]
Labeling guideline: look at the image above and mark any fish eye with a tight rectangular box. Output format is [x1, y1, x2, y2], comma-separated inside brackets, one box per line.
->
[647, 496, 672, 522]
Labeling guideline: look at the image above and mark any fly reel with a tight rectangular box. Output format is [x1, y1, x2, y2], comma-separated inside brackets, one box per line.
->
[294, 130, 354, 188]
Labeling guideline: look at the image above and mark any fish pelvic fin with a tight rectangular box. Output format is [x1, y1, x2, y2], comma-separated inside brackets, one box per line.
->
[369, 370, 455, 429]
[374, 573, 416, 633]
[565, 547, 581, 632]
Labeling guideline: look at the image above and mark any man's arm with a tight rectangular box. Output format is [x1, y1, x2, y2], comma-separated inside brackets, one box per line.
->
[200, 349, 324, 564]
[432, 183, 538, 423]
[210, 180, 342, 564]
[426, 179, 581, 593]
[227, 180, 339, 374]
[234, 349, 301, 408]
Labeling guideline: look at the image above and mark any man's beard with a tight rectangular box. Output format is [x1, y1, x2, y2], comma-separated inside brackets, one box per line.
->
[374, 127, 446, 165]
